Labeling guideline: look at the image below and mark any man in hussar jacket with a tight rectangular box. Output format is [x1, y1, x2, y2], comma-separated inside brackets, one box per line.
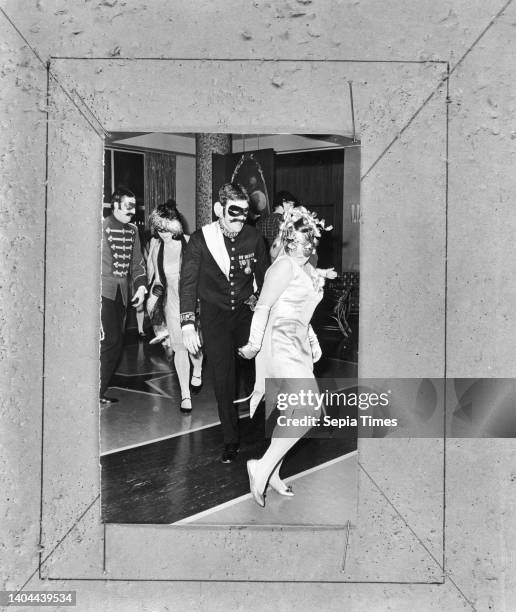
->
[100, 187, 147, 404]
[180, 183, 269, 463]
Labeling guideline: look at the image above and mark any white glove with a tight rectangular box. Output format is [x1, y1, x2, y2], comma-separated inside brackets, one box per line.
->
[308, 325, 322, 363]
[318, 267, 338, 280]
[238, 344, 259, 360]
[237, 304, 270, 359]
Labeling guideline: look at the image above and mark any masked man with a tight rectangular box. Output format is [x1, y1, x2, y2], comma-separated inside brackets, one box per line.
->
[180, 182, 269, 463]
[100, 187, 147, 404]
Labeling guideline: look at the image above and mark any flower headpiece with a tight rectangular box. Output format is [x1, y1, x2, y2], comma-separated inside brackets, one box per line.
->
[279, 205, 333, 248]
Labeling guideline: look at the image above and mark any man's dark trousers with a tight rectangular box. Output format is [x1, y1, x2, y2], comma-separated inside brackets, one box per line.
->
[100, 287, 126, 397]
[200, 301, 254, 445]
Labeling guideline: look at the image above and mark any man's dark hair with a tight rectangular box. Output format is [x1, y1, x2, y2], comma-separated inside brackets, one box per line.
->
[218, 182, 249, 206]
[156, 198, 186, 225]
[157, 198, 179, 219]
[111, 186, 135, 207]
[149, 198, 187, 237]
[274, 190, 299, 210]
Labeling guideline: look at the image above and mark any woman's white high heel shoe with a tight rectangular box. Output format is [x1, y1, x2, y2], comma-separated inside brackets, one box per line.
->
[247, 460, 265, 507]
[268, 474, 294, 497]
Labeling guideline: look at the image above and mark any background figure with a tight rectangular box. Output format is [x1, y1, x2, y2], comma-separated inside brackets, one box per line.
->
[146, 200, 203, 413]
[239, 206, 331, 506]
[100, 186, 147, 404]
[256, 190, 299, 254]
[180, 183, 269, 463]
[248, 175, 267, 223]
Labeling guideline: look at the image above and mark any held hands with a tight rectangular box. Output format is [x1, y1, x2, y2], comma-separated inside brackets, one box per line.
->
[182, 324, 202, 355]
[131, 286, 147, 308]
[237, 343, 259, 360]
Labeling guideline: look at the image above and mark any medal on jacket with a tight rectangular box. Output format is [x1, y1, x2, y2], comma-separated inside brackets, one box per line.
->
[239, 253, 254, 274]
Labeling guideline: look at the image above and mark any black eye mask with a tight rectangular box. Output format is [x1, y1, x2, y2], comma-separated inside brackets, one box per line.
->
[227, 205, 249, 218]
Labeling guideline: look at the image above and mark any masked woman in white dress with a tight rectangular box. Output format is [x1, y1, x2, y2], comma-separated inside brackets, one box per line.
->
[147, 201, 203, 413]
[238, 206, 332, 506]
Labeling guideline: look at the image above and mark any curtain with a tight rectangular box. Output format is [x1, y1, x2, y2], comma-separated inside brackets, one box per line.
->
[144, 151, 176, 223]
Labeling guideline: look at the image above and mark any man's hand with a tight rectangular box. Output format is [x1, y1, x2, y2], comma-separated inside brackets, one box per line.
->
[237, 343, 259, 360]
[244, 294, 258, 312]
[182, 324, 202, 355]
[131, 286, 146, 308]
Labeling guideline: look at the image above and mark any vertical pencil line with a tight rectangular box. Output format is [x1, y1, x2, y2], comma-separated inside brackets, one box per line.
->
[348, 81, 357, 143]
[341, 520, 351, 572]
[443, 61, 450, 581]
[38, 60, 51, 579]
[103, 523, 107, 573]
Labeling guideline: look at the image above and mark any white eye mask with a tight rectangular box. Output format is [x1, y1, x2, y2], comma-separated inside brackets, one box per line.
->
[114, 200, 136, 223]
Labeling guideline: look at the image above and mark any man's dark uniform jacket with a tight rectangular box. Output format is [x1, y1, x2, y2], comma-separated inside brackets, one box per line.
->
[180, 223, 268, 324]
[179, 222, 269, 445]
[102, 215, 147, 303]
[100, 214, 147, 397]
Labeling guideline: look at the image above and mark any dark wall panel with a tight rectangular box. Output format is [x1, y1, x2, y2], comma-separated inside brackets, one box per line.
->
[275, 149, 344, 269]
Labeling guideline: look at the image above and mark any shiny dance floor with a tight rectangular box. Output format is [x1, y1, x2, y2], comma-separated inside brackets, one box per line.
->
[101, 335, 358, 525]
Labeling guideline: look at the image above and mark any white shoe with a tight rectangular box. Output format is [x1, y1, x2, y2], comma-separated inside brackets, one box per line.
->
[180, 398, 192, 413]
[149, 330, 169, 345]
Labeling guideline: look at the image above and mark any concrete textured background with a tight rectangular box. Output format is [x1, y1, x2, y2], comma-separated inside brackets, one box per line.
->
[1, 1, 515, 610]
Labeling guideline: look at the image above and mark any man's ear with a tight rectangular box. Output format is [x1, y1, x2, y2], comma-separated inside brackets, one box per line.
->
[213, 201, 223, 219]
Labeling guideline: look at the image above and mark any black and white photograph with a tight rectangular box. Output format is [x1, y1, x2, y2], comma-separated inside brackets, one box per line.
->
[100, 133, 360, 526]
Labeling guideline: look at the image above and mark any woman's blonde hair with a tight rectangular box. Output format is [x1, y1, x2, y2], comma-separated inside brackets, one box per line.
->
[279, 206, 332, 251]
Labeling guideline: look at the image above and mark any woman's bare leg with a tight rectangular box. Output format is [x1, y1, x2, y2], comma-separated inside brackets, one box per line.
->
[251, 429, 310, 495]
[136, 306, 145, 334]
[269, 459, 288, 491]
[172, 346, 191, 401]
[189, 350, 203, 379]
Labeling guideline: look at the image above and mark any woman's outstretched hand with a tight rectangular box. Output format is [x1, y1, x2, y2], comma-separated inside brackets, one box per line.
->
[238, 343, 259, 360]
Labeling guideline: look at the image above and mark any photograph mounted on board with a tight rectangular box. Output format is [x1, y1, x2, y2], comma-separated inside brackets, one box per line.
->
[99, 132, 360, 527]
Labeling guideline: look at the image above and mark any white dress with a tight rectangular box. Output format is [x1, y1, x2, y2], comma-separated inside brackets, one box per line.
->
[162, 239, 184, 348]
[147, 236, 187, 350]
[251, 254, 324, 415]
